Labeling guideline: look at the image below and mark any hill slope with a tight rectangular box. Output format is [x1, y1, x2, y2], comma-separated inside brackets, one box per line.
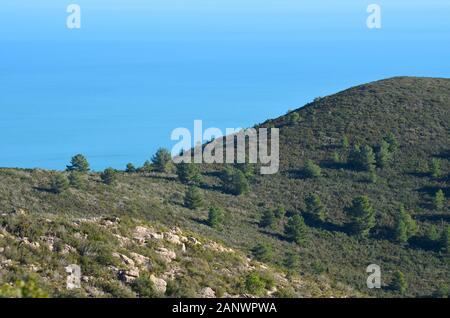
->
[0, 77, 449, 297]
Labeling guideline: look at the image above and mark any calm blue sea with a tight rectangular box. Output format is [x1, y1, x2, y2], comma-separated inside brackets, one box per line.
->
[1, 0, 449, 170]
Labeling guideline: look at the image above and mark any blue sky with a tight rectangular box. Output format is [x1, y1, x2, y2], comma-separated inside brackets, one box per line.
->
[1, 1, 449, 170]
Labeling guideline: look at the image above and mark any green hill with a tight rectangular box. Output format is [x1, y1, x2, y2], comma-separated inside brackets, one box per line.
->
[0, 77, 449, 297]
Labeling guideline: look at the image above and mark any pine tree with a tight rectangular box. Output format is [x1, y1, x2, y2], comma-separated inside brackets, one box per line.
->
[303, 160, 321, 178]
[305, 193, 326, 222]
[346, 195, 376, 237]
[176, 162, 201, 184]
[151, 148, 173, 173]
[221, 168, 249, 195]
[376, 140, 391, 168]
[101, 168, 117, 186]
[360, 145, 376, 171]
[259, 209, 276, 228]
[274, 205, 286, 219]
[433, 189, 445, 210]
[51, 174, 69, 194]
[251, 243, 273, 262]
[384, 132, 399, 153]
[184, 186, 203, 209]
[440, 225, 450, 254]
[394, 205, 418, 244]
[66, 154, 90, 173]
[284, 214, 308, 246]
[391, 270, 407, 295]
[126, 163, 136, 173]
[341, 135, 350, 150]
[207, 206, 224, 229]
[68, 171, 85, 189]
[283, 251, 300, 270]
[140, 160, 153, 173]
[430, 158, 442, 179]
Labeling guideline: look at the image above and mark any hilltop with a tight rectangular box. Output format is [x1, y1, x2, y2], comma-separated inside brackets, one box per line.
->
[0, 77, 449, 297]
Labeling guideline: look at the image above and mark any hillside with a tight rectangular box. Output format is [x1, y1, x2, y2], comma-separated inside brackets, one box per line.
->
[0, 77, 449, 298]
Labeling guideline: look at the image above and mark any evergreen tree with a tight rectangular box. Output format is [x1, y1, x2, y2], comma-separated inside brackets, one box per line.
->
[259, 209, 276, 228]
[433, 189, 445, 210]
[440, 225, 450, 254]
[303, 160, 321, 178]
[101, 168, 117, 186]
[284, 214, 308, 246]
[251, 243, 273, 262]
[391, 270, 407, 295]
[125, 163, 136, 173]
[235, 163, 255, 178]
[394, 205, 418, 244]
[346, 195, 376, 237]
[221, 168, 249, 195]
[283, 251, 300, 271]
[341, 135, 350, 150]
[68, 171, 85, 189]
[305, 193, 326, 222]
[430, 158, 442, 179]
[360, 145, 376, 171]
[274, 205, 286, 219]
[66, 154, 90, 173]
[384, 132, 399, 153]
[140, 160, 153, 173]
[207, 206, 224, 229]
[376, 140, 391, 168]
[176, 162, 201, 184]
[426, 225, 440, 242]
[184, 186, 203, 210]
[288, 112, 301, 124]
[51, 174, 69, 194]
[151, 148, 173, 173]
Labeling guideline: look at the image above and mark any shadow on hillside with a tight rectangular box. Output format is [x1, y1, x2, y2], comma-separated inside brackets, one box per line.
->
[408, 236, 441, 253]
[435, 149, 450, 160]
[190, 216, 209, 226]
[418, 185, 450, 197]
[319, 160, 348, 170]
[406, 171, 430, 178]
[302, 213, 347, 234]
[197, 182, 224, 193]
[415, 214, 450, 223]
[33, 186, 56, 194]
[259, 229, 288, 242]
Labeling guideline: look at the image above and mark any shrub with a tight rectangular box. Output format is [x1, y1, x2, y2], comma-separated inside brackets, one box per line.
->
[50, 174, 69, 194]
[251, 243, 273, 262]
[101, 168, 117, 186]
[176, 162, 201, 184]
[68, 171, 85, 189]
[244, 272, 266, 296]
[131, 274, 158, 298]
[303, 160, 321, 178]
